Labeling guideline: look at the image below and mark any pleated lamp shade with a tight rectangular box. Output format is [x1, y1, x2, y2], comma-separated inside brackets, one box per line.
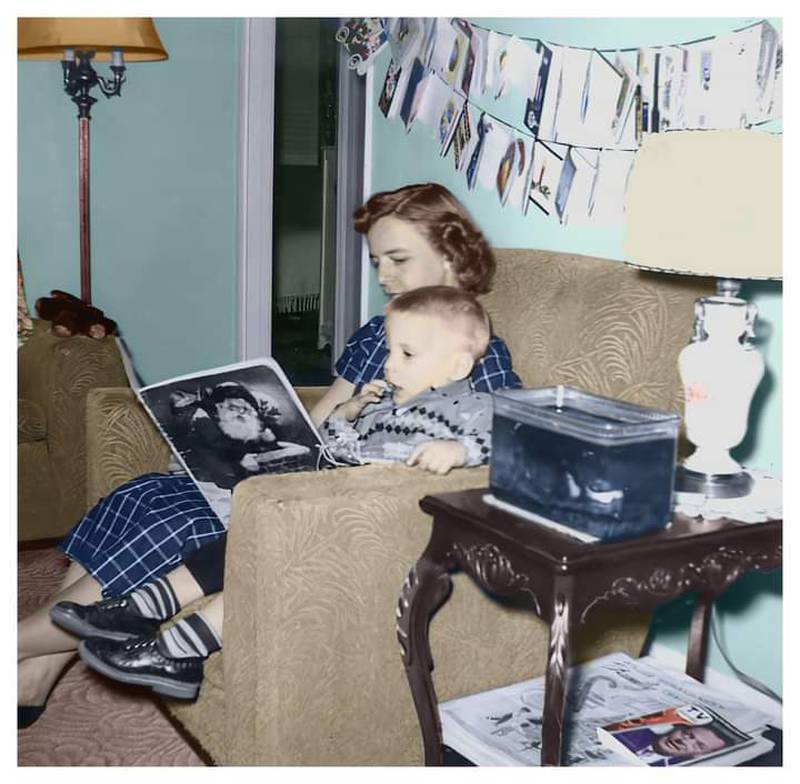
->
[18, 17, 167, 62]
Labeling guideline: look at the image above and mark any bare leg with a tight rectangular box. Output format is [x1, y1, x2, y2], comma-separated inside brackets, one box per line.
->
[195, 592, 224, 639]
[18, 569, 104, 706]
[163, 565, 206, 609]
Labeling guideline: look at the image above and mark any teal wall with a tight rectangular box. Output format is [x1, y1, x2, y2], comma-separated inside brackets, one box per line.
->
[367, 18, 782, 695]
[18, 18, 240, 384]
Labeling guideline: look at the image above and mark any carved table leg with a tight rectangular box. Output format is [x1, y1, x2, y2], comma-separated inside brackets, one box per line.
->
[541, 590, 573, 766]
[396, 553, 453, 765]
[686, 591, 715, 682]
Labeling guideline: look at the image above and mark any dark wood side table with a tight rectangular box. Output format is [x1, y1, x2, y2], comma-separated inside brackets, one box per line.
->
[396, 488, 782, 767]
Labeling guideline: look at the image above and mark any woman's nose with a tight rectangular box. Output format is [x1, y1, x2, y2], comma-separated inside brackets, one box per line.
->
[377, 259, 392, 284]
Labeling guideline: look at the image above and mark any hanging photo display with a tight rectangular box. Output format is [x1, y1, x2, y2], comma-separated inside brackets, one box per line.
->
[338, 17, 782, 227]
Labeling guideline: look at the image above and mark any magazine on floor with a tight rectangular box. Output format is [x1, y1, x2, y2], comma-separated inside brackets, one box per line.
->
[596, 704, 755, 767]
[118, 349, 333, 524]
[439, 651, 775, 767]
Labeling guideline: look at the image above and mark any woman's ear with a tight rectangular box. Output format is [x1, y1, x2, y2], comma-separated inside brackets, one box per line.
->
[442, 258, 459, 287]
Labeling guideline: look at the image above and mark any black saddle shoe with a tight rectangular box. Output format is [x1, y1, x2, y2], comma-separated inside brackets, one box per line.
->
[50, 596, 162, 641]
[79, 636, 203, 700]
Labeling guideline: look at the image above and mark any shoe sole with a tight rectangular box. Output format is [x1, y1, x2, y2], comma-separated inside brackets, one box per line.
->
[49, 606, 141, 642]
[78, 641, 200, 700]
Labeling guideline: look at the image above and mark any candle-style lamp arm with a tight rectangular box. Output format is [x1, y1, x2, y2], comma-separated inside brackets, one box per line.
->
[61, 50, 126, 118]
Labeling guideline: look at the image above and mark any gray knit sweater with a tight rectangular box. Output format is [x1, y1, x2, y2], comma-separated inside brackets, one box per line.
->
[321, 379, 493, 466]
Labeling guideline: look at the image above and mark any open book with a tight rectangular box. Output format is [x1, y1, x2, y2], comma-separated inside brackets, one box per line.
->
[597, 704, 754, 767]
[118, 344, 332, 524]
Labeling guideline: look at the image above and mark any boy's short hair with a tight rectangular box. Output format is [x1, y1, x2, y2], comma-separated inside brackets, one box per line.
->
[386, 286, 491, 360]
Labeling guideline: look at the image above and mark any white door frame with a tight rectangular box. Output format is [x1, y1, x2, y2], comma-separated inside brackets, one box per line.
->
[237, 18, 275, 360]
[237, 18, 370, 363]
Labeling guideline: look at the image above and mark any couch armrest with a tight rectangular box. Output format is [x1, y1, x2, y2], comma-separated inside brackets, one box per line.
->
[85, 387, 171, 507]
[220, 463, 649, 765]
[18, 398, 47, 442]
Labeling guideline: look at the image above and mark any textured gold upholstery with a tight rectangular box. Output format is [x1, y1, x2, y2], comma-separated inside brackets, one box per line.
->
[84, 249, 712, 764]
[18, 320, 128, 541]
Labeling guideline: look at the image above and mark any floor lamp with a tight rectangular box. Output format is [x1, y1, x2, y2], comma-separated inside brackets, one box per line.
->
[624, 130, 781, 499]
[18, 18, 167, 305]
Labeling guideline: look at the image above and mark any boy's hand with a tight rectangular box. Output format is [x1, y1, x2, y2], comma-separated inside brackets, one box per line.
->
[406, 440, 466, 475]
[330, 380, 391, 422]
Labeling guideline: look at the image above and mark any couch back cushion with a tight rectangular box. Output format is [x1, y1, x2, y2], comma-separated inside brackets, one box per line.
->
[481, 249, 713, 414]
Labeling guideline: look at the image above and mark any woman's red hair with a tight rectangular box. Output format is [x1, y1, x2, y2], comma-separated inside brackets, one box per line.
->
[353, 183, 495, 295]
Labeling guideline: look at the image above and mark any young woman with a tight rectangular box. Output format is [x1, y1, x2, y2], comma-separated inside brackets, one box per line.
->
[18, 182, 520, 725]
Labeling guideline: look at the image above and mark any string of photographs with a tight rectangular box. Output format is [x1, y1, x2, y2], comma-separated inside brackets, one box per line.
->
[348, 17, 782, 227]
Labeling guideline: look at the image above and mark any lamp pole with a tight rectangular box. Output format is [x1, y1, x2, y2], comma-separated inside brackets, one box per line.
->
[61, 49, 126, 304]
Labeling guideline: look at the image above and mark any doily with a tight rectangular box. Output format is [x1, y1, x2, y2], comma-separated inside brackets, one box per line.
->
[673, 469, 782, 523]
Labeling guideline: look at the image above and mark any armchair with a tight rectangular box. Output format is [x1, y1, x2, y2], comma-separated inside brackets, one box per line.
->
[18, 320, 127, 541]
[84, 249, 712, 764]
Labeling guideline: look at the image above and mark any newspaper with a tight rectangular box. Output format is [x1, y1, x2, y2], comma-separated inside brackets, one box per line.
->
[440, 651, 776, 767]
[119, 349, 330, 525]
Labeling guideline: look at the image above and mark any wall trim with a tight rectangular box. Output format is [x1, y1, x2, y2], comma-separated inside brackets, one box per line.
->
[237, 18, 275, 360]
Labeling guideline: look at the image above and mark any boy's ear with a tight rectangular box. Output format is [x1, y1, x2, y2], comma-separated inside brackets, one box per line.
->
[449, 350, 474, 382]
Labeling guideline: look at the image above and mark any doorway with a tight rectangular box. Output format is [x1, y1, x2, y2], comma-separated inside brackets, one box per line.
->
[237, 18, 365, 377]
[271, 18, 339, 385]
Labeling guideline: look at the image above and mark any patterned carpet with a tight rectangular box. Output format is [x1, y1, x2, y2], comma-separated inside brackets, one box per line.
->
[18, 547, 206, 766]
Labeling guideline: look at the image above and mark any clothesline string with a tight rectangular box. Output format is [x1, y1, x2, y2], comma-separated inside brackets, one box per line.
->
[423, 58, 774, 154]
[465, 17, 769, 54]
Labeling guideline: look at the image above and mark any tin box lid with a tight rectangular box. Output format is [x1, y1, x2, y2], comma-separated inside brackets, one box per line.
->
[493, 386, 680, 444]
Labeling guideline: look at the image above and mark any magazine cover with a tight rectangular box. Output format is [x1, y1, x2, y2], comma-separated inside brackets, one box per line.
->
[597, 704, 754, 767]
[137, 358, 329, 523]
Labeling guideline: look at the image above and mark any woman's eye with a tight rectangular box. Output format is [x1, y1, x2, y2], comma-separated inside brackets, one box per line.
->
[390, 257, 409, 265]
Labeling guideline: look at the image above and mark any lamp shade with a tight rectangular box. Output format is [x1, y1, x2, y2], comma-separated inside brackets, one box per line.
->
[18, 18, 167, 62]
[624, 130, 781, 280]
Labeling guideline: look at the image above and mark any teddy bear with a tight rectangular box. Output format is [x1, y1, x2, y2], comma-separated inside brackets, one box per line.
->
[35, 290, 118, 339]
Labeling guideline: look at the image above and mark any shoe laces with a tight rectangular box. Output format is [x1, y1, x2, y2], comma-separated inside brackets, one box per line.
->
[124, 637, 158, 652]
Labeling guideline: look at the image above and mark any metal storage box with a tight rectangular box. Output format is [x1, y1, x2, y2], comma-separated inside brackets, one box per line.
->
[489, 386, 680, 541]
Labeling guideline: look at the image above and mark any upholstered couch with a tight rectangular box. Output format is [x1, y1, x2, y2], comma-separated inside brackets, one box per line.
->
[84, 249, 710, 765]
[18, 319, 128, 542]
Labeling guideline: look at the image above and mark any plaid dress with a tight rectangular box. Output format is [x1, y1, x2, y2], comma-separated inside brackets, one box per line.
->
[59, 473, 226, 597]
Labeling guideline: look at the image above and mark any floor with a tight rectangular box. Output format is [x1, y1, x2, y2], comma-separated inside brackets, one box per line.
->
[17, 546, 205, 766]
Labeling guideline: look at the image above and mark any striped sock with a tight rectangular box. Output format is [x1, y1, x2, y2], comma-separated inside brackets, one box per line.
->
[158, 613, 222, 660]
[128, 577, 180, 621]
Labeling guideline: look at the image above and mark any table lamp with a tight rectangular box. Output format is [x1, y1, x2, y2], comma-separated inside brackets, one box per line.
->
[18, 18, 168, 304]
[624, 130, 781, 499]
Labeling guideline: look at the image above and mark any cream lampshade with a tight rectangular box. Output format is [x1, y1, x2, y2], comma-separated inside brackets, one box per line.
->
[624, 130, 781, 498]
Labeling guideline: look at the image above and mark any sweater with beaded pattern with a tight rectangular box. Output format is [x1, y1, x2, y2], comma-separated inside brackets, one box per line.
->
[321, 379, 493, 467]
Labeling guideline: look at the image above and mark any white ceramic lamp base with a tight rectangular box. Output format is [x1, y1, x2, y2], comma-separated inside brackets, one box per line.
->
[676, 293, 764, 499]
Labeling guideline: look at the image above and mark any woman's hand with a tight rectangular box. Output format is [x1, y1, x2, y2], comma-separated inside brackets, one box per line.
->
[406, 440, 466, 475]
[330, 380, 391, 422]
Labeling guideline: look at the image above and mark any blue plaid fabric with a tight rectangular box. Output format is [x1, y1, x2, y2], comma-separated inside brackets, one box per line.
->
[59, 473, 226, 597]
[335, 315, 521, 392]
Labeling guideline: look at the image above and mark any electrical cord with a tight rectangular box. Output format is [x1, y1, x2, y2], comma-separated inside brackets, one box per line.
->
[710, 605, 782, 705]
